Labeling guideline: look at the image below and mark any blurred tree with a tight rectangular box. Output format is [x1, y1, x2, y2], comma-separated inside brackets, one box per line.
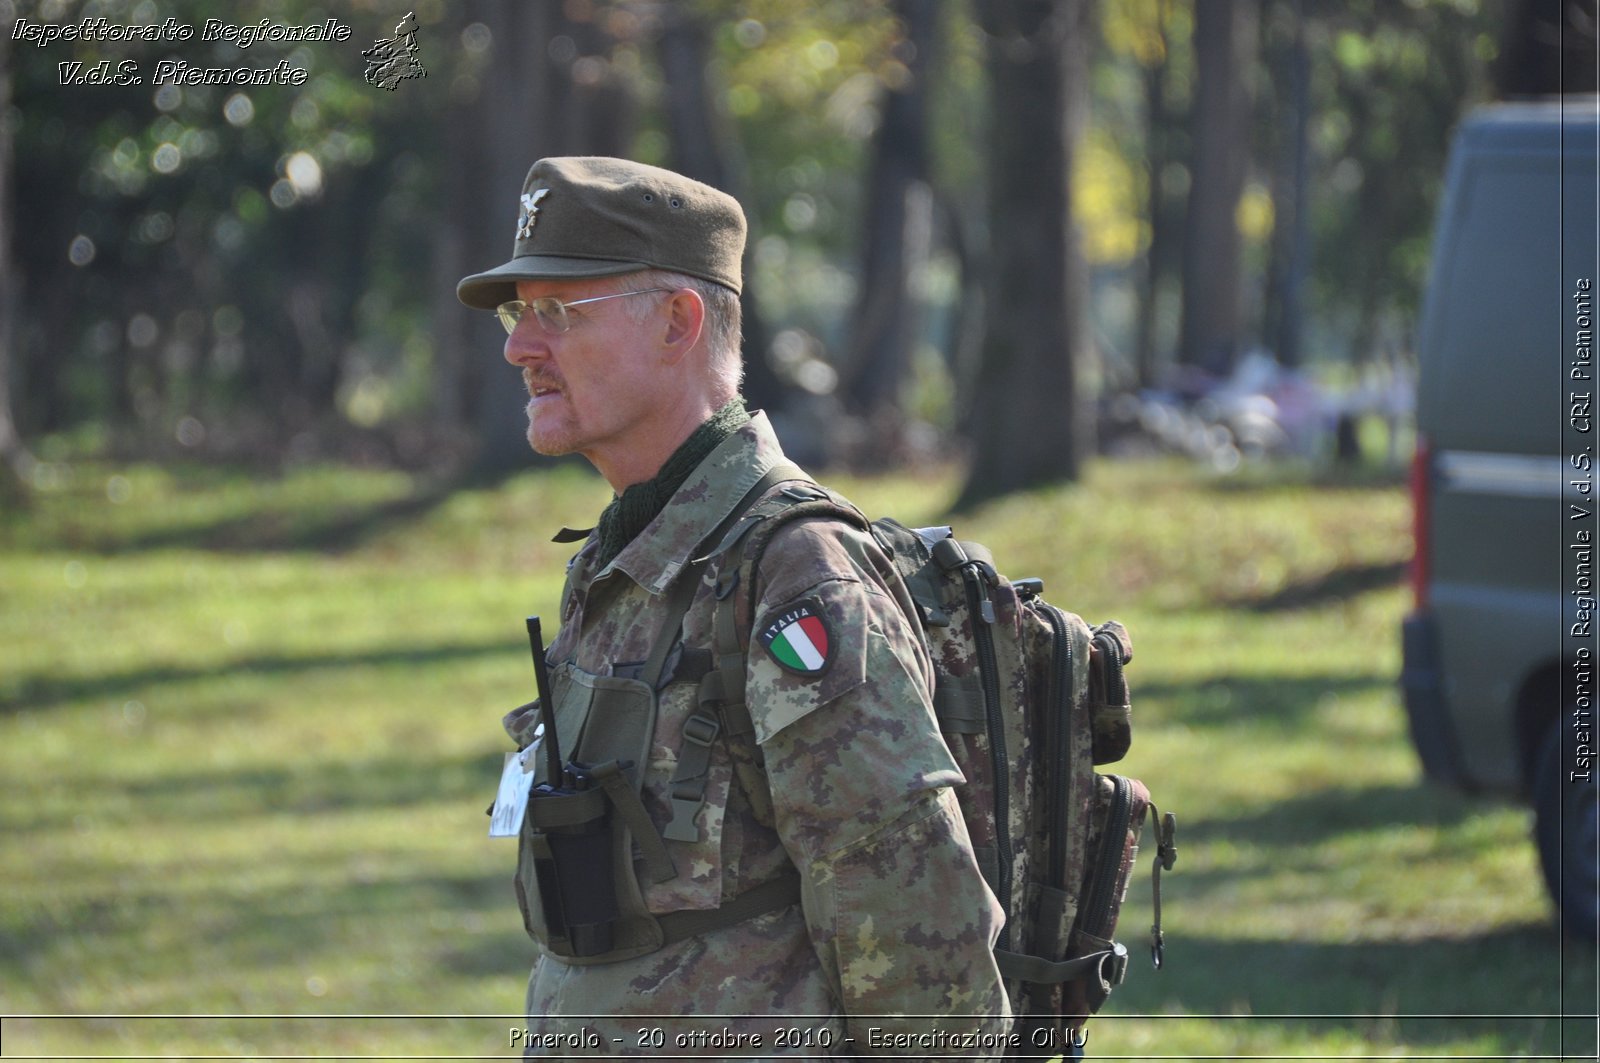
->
[1303, 0, 1502, 366]
[438, 0, 646, 471]
[839, 0, 938, 460]
[0, 6, 30, 502]
[432, 1, 545, 465]
[1259, 0, 1311, 368]
[1179, 0, 1258, 376]
[1127, 0, 1190, 389]
[922, 4, 989, 416]
[1496, 0, 1598, 95]
[9, 0, 440, 461]
[655, 0, 788, 414]
[958, 0, 1093, 508]
[4, 2, 654, 472]
[704, 1, 896, 352]
[429, 4, 501, 440]
[3, 0, 1517, 499]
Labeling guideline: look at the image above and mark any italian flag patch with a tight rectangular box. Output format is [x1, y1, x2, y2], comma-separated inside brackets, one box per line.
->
[758, 598, 831, 675]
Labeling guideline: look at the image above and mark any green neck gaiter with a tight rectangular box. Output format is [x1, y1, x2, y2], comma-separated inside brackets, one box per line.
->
[594, 398, 751, 569]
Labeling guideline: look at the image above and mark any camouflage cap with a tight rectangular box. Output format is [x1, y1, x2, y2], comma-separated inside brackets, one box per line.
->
[456, 156, 746, 308]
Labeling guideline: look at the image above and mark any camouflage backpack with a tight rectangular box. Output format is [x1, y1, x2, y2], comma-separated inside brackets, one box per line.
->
[704, 481, 1178, 1050]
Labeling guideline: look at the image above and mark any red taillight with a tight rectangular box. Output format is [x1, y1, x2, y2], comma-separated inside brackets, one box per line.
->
[1409, 435, 1431, 610]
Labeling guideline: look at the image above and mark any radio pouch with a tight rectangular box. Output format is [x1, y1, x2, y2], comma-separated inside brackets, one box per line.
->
[515, 668, 679, 963]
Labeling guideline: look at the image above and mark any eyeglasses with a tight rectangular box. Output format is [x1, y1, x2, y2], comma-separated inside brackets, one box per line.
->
[495, 288, 671, 336]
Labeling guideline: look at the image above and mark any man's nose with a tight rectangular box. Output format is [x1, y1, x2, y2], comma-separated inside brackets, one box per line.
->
[503, 322, 550, 366]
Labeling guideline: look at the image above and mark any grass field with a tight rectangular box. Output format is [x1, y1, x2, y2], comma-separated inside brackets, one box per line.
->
[1, 455, 1595, 1061]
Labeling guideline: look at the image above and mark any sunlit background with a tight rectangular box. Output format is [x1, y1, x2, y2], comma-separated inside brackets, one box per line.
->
[1, 0, 1595, 1058]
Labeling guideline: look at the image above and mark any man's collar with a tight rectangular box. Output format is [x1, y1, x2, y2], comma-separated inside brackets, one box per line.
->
[597, 411, 789, 595]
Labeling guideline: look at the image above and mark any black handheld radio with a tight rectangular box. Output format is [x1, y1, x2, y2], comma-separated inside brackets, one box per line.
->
[523, 617, 618, 956]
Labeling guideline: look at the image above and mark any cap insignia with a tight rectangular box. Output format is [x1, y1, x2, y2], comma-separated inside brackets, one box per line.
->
[516, 188, 550, 240]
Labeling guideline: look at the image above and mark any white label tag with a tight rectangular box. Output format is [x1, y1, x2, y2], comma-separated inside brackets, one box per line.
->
[488, 741, 538, 838]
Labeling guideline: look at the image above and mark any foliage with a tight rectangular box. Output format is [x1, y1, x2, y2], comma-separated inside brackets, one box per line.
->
[1095, 0, 1194, 267]
[2, 459, 1594, 1058]
[1091, 0, 1504, 370]
[689, 0, 905, 344]
[1278, 0, 1504, 360]
[4, 0, 1513, 462]
[10, 0, 453, 448]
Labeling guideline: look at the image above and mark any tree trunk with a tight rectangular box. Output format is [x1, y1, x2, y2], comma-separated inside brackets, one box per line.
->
[841, 0, 939, 441]
[430, 3, 493, 437]
[1262, 0, 1309, 368]
[0, 17, 32, 502]
[468, 1, 639, 471]
[1133, 1, 1178, 390]
[656, 7, 788, 415]
[431, 12, 472, 435]
[1179, 0, 1257, 376]
[938, 189, 984, 430]
[956, 0, 1092, 510]
[1495, 0, 1599, 97]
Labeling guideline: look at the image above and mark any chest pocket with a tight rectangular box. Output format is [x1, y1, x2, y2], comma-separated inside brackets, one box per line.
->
[515, 662, 678, 964]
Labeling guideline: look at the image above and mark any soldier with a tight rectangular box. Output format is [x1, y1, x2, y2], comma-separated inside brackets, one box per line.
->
[459, 157, 1010, 1057]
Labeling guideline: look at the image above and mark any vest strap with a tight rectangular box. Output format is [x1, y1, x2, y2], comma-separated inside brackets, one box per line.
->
[657, 871, 803, 946]
[585, 760, 677, 884]
[659, 462, 808, 844]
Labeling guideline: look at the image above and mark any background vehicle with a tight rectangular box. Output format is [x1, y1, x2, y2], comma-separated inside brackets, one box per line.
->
[1401, 98, 1598, 941]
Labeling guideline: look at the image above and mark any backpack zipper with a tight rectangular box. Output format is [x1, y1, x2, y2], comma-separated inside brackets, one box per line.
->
[1093, 628, 1126, 702]
[1078, 773, 1133, 941]
[961, 562, 1013, 950]
[1036, 602, 1074, 885]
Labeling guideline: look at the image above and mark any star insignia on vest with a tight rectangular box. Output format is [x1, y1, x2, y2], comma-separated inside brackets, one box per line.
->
[758, 597, 831, 676]
[516, 188, 550, 240]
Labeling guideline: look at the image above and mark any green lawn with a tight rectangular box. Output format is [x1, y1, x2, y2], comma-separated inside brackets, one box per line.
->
[1, 456, 1594, 1061]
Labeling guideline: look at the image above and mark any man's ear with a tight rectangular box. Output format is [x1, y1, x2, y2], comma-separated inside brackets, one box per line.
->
[659, 287, 706, 365]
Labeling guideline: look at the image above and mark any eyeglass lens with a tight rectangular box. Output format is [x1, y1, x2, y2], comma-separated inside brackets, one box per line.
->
[497, 299, 566, 336]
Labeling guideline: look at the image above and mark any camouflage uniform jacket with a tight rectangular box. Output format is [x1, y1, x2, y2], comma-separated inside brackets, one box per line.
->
[511, 413, 1010, 1057]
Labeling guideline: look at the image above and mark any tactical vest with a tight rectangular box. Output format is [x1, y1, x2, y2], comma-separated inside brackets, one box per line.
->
[511, 465, 805, 964]
[510, 466, 1176, 1046]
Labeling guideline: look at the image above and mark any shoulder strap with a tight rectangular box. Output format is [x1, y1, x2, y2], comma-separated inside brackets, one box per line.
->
[652, 489, 884, 935]
[637, 462, 808, 692]
[655, 462, 812, 844]
[648, 470, 870, 939]
[654, 480, 900, 940]
[663, 472, 865, 841]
